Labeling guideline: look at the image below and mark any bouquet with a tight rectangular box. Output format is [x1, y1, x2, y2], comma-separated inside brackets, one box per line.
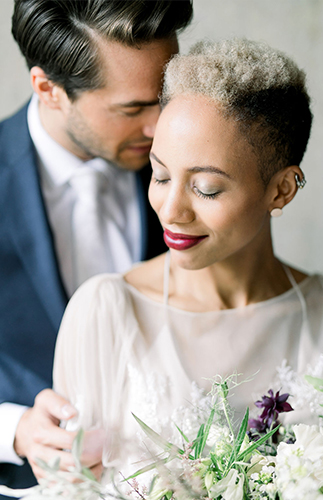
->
[1, 364, 323, 500]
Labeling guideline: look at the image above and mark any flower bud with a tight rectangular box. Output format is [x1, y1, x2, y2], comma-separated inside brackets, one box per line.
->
[205, 470, 215, 491]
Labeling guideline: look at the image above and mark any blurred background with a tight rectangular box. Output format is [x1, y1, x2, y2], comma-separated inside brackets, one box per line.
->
[1, 0, 323, 273]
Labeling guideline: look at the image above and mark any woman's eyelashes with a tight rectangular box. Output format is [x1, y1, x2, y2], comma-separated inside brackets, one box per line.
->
[152, 176, 169, 185]
[152, 175, 221, 199]
[194, 187, 221, 199]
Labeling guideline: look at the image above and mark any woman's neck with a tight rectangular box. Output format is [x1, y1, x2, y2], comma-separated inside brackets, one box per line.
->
[125, 228, 308, 313]
[168, 246, 301, 313]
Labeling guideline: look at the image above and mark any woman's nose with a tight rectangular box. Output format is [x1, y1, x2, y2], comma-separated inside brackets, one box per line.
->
[159, 189, 195, 225]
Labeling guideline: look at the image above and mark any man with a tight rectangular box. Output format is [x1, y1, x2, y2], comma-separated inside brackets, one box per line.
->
[0, 0, 193, 493]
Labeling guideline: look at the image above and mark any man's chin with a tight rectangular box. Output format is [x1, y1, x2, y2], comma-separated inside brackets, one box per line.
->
[116, 153, 150, 171]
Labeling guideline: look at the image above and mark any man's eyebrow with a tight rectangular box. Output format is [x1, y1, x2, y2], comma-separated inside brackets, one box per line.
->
[150, 153, 231, 179]
[115, 99, 160, 108]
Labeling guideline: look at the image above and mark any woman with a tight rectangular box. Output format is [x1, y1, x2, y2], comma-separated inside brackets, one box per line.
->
[53, 38, 322, 476]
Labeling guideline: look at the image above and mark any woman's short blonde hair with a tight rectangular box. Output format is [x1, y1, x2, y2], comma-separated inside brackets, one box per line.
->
[162, 38, 312, 185]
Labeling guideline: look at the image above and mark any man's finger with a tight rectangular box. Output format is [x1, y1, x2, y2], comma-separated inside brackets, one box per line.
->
[30, 446, 76, 472]
[33, 424, 76, 451]
[34, 389, 77, 422]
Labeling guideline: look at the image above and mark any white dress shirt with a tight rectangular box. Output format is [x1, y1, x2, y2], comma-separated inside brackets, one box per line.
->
[28, 93, 141, 296]
[0, 94, 142, 464]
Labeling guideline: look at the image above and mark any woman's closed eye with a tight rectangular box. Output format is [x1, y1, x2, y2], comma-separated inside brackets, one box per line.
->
[152, 176, 170, 185]
[193, 183, 221, 200]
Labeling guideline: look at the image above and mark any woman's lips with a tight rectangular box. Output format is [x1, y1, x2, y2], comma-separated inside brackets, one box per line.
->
[163, 229, 208, 251]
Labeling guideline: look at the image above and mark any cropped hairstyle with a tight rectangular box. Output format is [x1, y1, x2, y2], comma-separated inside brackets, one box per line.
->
[162, 38, 313, 186]
[12, 0, 193, 100]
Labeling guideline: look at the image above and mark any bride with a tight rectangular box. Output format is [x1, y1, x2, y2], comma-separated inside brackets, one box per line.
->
[53, 38, 322, 477]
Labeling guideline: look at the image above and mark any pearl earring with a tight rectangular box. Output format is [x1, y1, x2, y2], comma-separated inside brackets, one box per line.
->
[295, 173, 306, 189]
[270, 208, 283, 218]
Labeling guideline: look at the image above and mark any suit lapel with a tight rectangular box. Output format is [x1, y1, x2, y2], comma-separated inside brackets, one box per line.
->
[1, 105, 67, 330]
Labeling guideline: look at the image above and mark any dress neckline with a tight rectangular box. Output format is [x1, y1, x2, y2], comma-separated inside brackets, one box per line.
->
[123, 264, 317, 317]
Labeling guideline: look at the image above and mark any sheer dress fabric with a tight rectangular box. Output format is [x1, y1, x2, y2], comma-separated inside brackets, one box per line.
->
[53, 267, 323, 477]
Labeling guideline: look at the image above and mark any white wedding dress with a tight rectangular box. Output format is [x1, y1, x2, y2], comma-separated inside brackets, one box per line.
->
[53, 252, 323, 480]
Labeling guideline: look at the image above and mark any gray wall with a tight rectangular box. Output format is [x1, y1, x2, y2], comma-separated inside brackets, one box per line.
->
[1, 0, 323, 273]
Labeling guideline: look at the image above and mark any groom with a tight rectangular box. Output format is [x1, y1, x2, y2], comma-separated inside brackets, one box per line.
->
[0, 0, 192, 493]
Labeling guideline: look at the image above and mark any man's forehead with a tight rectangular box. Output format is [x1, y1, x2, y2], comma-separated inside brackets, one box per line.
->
[97, 37, 178, 84]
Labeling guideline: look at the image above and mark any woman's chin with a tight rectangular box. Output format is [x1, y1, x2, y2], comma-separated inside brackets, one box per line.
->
[169, 248, 214, 271]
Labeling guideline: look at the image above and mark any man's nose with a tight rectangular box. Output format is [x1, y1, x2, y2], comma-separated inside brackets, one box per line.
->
[142, 105, 160, 138]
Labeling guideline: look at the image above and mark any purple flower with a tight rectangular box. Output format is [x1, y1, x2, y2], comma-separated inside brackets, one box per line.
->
[248, 389, 294, 442]
[248, 417, 267, 434]
[255, 389, 293, 428]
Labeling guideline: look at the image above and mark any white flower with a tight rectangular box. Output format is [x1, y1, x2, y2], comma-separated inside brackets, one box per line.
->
[274, 424, 323, 499]
[209, 469, 244, 500]
[206, 423, 232, 456]
[276, 357, 323, 419]
[247, 454, 276, 477]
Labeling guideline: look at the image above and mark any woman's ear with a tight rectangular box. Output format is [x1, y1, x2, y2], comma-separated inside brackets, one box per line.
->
[30, 66, 65, 110]
[267, 165, 305, 214]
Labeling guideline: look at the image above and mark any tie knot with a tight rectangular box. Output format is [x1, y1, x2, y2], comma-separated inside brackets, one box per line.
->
[69, 168, 107, 204]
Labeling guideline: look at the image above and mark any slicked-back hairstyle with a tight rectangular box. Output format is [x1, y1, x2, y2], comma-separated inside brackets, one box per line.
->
[12, 0, 193, 100]
[163, 38, 313, 186]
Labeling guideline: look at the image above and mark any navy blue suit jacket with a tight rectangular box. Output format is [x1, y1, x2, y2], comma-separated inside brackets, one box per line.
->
[0, 104, 165, 493]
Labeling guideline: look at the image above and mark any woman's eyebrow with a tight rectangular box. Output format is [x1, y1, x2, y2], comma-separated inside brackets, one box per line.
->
[150, 152, 166, 166]
[188, 166, 231, 179]
[150, 153, 231, 179]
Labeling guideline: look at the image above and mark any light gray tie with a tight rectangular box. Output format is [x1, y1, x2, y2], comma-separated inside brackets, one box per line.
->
[69, 167, 110, 290]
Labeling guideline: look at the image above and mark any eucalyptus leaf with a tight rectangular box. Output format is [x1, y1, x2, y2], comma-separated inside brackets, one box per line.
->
[305, 375, 323, 392]
[123, 457, 171, 481]
[132, 413, 183, 455]
[72, 428, 84, 471]
[81, 467, 98, 482]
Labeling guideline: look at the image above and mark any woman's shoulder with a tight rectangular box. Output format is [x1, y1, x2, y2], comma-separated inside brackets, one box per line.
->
[65, 272, 132, 319]
[124, 252, 166, 303]
[72, 272, 125, 297]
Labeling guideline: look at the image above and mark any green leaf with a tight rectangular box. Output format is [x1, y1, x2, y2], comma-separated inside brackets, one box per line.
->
[225, 408, 249, 472]
[305, 375, 323, 392]
[72, 428, 84, 471]
[194, 424, 205, 459]
[209, 452, 222, 475]
[199, 408, 215, 456]
[123, 457, 171, 481]
[237, 425, 279, 462]
[132, 413, 183, 455]
[174, 423, 189, 443]
[81, 467, 98, 482]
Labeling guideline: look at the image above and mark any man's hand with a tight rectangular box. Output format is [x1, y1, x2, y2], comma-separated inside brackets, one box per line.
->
[14, 389, 104, 480]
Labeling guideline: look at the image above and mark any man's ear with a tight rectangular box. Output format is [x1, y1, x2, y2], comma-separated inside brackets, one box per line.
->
[267, 165, 305, 213]
[30, 66, 66, 110]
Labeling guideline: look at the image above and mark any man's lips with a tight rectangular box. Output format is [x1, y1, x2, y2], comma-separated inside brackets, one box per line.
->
[126, 143, 152, 154]
[163, 229, 208, 251]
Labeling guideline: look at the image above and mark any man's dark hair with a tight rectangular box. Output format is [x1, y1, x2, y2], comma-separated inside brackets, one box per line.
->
[12, 0, 193, 100]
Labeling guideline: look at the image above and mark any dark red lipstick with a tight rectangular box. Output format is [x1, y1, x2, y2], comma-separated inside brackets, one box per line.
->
[163, 229, 208, 251]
